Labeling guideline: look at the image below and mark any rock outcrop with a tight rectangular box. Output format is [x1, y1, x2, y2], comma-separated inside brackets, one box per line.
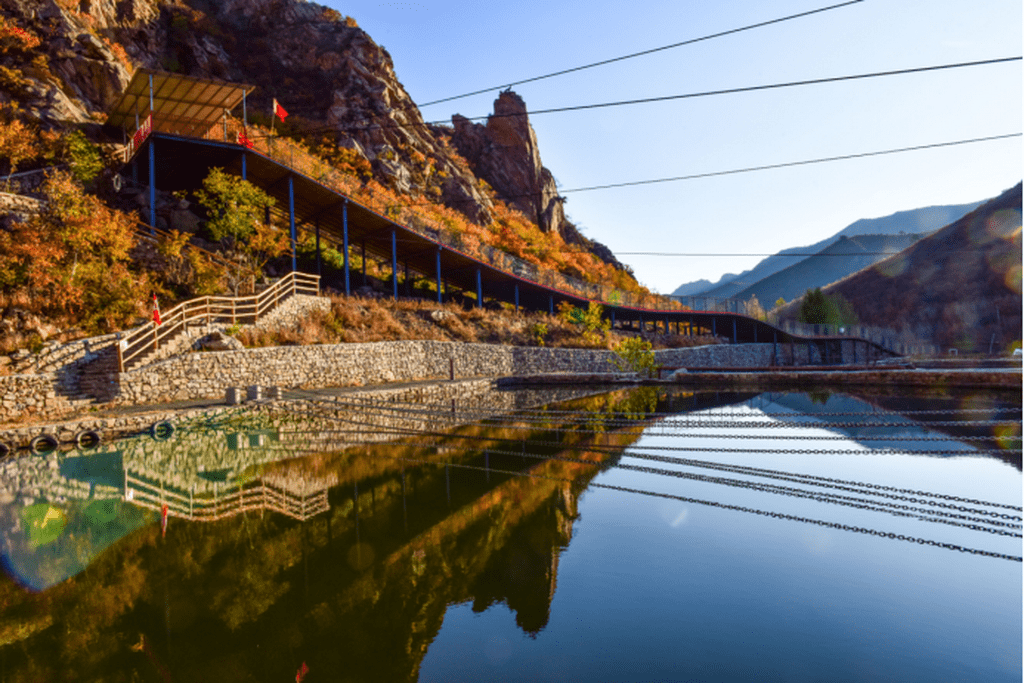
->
[451, 91, 566, 236]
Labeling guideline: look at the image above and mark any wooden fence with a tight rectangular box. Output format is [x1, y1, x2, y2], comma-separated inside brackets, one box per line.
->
[117, 271, 320, 372]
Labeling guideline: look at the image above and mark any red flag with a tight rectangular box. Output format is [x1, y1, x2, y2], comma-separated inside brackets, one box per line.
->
[237, 129, 254, 149]
[295, 662, 309, 682]
[160, 504, 168, 538]
[152, 294, 162, 326]
[273, 98, 289, 122]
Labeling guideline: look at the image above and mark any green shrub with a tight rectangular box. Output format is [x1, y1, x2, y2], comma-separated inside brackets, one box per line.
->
[612, 337, 657, 377]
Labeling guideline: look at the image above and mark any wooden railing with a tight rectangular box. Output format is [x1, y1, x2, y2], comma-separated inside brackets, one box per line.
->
[125, 472, 330, 522]
[116, 271, 320, 372]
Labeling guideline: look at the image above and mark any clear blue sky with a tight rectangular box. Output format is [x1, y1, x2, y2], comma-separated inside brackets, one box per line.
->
[323, 0, 1021, 294]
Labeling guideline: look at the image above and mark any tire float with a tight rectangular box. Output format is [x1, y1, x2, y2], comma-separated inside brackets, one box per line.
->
[150, 421, 174, 441]
[75, 430, 101, 450]
[29, 434, 59, 454]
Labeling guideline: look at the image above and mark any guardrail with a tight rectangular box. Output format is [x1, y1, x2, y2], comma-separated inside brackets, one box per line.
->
[774, 320, 938, 355]
[116, 271, 320, 372]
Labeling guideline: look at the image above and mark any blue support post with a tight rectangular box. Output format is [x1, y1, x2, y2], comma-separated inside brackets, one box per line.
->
[475, 268, 482, 308]
[549, 296, 554, 315]
[514, 284, 519, 313]
[241, 153, 247, 180]
[342, 201, 350, 295]
[288, 176, 297, 272]
[392, 230, 398, 300]
[732, 318, 737, 343]
[315, 219, 321, 278]
[610, 310, 616, 326]
[754, 323, 758, 343]
[712, 318, 717, 337]
[148, 139, 155, 233]
[435, 248, 442, 304]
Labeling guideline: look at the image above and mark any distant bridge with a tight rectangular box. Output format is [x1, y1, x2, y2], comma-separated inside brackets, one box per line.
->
[105, 69, 932, 363]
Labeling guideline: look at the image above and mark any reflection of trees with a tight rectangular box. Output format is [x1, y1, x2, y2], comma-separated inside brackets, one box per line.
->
[0, 392, 653, 682]
[0, 387, 768, 681]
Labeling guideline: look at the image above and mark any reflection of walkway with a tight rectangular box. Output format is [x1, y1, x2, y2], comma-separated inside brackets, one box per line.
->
[125, 470, 335, 522]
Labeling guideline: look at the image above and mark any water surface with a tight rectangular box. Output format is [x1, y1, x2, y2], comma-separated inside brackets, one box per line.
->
[0, 387, 1019, 682]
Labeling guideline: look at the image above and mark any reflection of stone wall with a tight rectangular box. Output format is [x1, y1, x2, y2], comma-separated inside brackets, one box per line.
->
[0, 380, 606, 507]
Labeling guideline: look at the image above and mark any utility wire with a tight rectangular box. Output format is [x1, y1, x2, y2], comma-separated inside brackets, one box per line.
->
[416, 0, 866, 107]
[444, 57, 1024, 123]
[244, 56, 1022, 141]
[561, 132, 1023, 193]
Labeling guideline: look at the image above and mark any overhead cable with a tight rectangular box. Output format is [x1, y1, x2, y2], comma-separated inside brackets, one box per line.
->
[244, 56, 1022, 140]
[416, 0, 866, 107]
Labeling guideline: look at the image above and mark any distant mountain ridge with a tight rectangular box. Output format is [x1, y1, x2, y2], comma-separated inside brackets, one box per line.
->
[672, 200, 985, 298]
[733, 232, 926, 306]
[820, 183, 1022, 352]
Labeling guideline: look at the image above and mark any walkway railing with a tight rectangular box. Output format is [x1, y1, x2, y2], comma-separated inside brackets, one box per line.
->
[126, 116, 936, 353]
[117, 271, 320, 372]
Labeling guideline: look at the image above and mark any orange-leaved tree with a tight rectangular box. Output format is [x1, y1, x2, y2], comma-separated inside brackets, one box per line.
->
[0, 171, 144, 331]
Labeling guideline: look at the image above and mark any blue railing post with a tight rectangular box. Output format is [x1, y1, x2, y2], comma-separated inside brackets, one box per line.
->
[732, 318, 737, 343]
[241, 153, 247, 180]
[514, 284, 519, 313]
[475, 268, 482, 308]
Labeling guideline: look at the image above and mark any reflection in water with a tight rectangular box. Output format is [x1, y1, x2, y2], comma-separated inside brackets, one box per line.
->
[0, 386, 1018, 681]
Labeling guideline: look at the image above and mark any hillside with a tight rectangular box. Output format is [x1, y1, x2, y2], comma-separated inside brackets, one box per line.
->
[674, 200, 985, 298]
[821, 183, 1022, 353]
[733, 232, 926, 306]
[0, 0, 643, 339]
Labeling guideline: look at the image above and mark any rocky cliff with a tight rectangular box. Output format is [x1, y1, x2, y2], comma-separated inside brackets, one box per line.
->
[0, 0, 630, 273]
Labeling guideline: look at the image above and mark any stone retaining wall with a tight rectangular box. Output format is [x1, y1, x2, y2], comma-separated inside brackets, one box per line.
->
[114, 340, 623, 405]
[0, 337, 878, 425]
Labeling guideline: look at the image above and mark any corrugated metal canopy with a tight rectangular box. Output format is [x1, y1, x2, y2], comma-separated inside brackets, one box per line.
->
[106, 68, 255, 137]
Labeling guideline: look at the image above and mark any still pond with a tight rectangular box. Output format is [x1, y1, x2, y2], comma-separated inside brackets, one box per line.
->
[0, 386, 1019, 682]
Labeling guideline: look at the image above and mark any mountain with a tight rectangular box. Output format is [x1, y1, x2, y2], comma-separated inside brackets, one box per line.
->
[822, 183, 1022, 352]
[0, 0, 631, 273]
[733, 232, 926, 306]
[671, 274, 735, 297]
[673, 200, 985, 299]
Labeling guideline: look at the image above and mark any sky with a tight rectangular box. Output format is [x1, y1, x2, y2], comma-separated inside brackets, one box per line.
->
[321, 0, 1022, 294]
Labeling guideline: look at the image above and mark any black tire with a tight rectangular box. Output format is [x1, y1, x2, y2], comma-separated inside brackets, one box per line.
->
[150, 421, 174, 441]
[75, 430, 101, 450]
[30, 434, 59, 454]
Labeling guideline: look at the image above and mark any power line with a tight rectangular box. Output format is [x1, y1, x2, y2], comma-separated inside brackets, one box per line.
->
[247, 56, 1022, 140]
[416, 0, 866, 107]
[560, 132, 1022, 194]
[370, 132, 1019, 212]
[438, 57, 1022, 124]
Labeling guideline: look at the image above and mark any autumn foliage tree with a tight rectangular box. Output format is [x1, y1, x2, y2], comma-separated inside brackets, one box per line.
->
[195, 168, 290, 294]
[0, 171, 144, 331]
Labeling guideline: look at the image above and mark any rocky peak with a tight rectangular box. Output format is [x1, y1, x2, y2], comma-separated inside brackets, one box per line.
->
[451, 91, 566, 237]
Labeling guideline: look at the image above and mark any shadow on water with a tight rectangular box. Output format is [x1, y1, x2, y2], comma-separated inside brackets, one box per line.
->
[0, 384, 1017, 681]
